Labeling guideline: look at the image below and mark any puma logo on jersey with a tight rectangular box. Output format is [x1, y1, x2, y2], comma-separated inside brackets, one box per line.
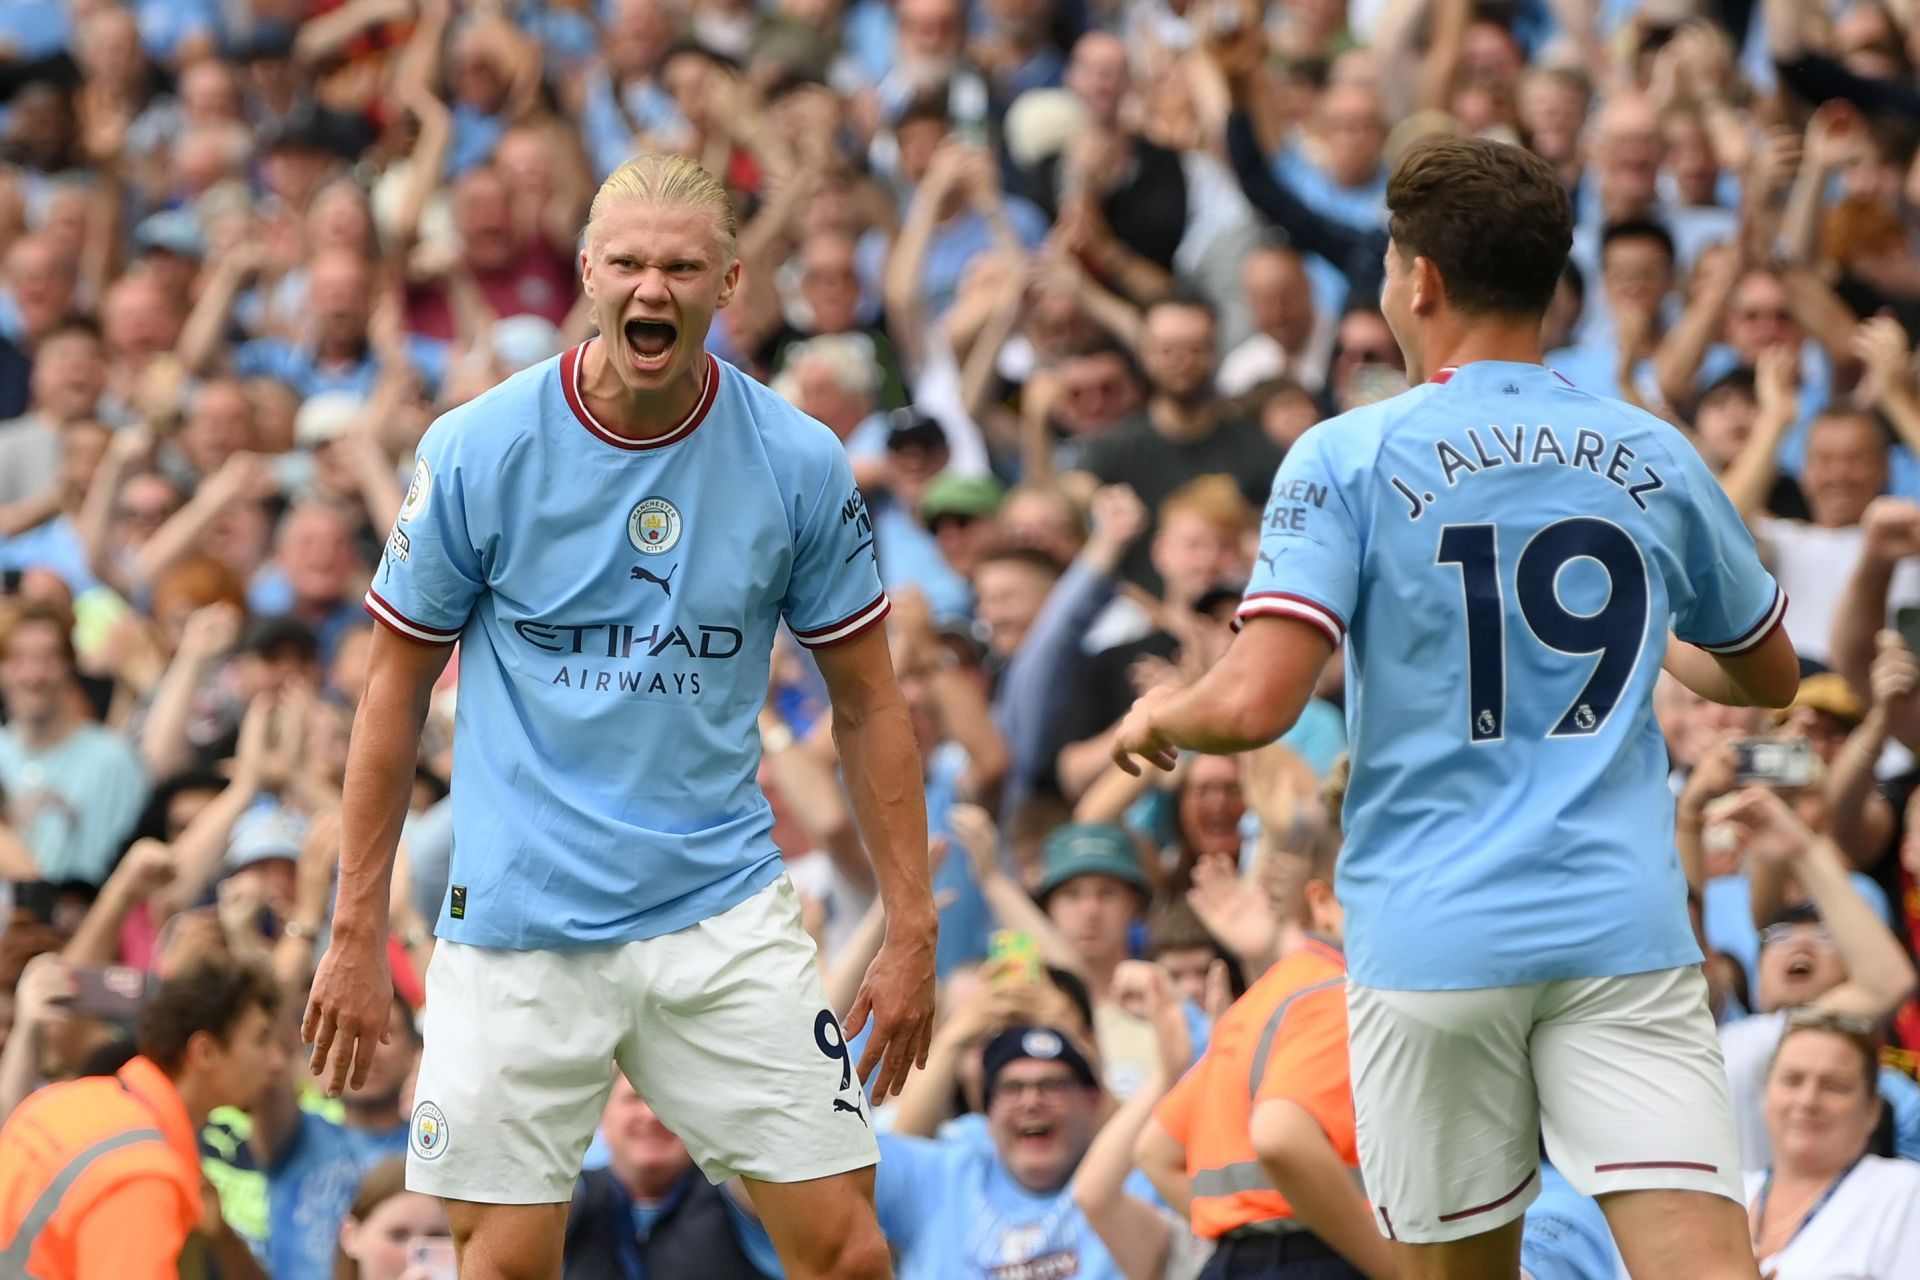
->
[629, 564, 678, 598]
[1258, 551, 1280, 573]
[832, 1097, 868, 1125]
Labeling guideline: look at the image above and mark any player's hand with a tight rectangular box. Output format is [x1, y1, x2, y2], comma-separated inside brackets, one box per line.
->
[303, 929, 395, 1096]
[1704, 787, 1814, 865]
[1862, 497, 1920, 563]
[1112, 686, 1178, 775]
[845, 928, 936, 1100]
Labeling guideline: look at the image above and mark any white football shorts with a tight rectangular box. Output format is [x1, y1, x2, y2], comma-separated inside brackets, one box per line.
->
[1346, 965, 1745, 1245]
[405, 874, 879, 1203]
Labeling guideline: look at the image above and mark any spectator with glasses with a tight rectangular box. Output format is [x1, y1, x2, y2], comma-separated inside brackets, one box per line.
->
[875, 1022, 1143, 1280]
[1745, 1011, 1920, 1277]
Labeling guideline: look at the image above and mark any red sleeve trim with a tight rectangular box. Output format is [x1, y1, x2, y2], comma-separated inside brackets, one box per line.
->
[792, 593, 892, 649]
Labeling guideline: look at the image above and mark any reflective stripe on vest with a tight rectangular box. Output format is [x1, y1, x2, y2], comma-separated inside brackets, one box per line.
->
[0, 1127, 167, 1280]
[1245, 976, 1344, 1096]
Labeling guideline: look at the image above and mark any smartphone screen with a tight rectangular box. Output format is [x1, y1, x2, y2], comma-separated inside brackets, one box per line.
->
[1731, 737, 1816, 789]
[63, 966, 149, 1022]
[408, 1237, 457, 1280]
[1895, 606, 1920, 662]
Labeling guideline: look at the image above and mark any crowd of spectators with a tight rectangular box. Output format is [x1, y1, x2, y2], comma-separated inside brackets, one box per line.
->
[1, 0, 1920, 1275]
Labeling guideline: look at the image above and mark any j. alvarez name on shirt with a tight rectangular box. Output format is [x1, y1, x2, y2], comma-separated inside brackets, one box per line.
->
[1390, 424, 1666, 521]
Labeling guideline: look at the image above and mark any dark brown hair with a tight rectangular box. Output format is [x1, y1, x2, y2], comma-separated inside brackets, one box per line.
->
[135, 954, 280, 1074]
[1386, 136, 1573, 318]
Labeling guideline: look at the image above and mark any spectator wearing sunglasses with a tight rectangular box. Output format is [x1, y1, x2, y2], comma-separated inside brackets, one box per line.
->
[1746, 1011, 1920, 1278]
[1706, 789, 1920, 1172]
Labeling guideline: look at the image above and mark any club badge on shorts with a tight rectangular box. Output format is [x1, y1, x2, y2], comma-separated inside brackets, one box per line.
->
[628, 496, 682, 555]
[410, 1100, 449, 1160]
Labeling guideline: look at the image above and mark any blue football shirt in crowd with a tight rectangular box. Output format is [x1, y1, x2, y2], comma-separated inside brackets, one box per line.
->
[1242, 361, 1783, 990]
[265, 1111, 407, 1280]
[367, 342, 888, 948]
[874, 1121, 1153, 1280]
[1520, 1164, 1621, 1280]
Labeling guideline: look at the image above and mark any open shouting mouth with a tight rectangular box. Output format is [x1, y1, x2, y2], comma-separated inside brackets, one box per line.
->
[623, 317, 678, 371]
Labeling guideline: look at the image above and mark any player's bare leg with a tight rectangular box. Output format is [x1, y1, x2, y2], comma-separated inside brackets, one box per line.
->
[1386, 1218, 1523, 1280]
[444, 1201, 567, 1280]
[1600, 1189, 1763, 1280]
[743, 1167, 892, 1280]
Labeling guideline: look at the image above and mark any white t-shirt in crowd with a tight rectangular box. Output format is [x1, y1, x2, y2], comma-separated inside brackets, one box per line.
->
[1743, 1156, 1920, 1279]
[1752, 519, 1920, 666]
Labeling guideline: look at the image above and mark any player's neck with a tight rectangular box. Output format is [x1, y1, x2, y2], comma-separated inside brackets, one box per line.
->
[582, 337, 709, 441]
[1417, 316, 1545, 380]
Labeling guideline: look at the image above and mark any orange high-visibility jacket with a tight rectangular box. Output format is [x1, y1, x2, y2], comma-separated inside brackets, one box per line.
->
[0, 1055, 202, 1280]
[1154, 936, 1358, 1240]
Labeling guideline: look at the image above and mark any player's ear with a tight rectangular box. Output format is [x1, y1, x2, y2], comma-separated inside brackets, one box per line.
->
[716, 257, 742, 309]
[579, 248, 594, 298]
[1411, 254, 1443, 317]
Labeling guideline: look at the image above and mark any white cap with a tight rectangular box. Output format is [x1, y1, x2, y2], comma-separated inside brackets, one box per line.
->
[294, 392, 365, 449]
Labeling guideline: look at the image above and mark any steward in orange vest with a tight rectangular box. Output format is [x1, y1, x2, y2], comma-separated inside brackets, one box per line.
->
[1138, 810, 1396, 1279]
[0, 956, 284, 1280]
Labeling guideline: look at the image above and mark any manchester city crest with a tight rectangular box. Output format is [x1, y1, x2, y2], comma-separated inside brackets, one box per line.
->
[627, 496, 682, 555]
[409, 1100, 449, 1160]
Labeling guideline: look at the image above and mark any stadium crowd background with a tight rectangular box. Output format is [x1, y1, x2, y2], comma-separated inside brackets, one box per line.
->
[0, 0, 1919, 1275]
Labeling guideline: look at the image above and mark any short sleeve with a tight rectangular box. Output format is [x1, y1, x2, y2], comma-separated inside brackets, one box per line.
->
[1251, 984, 1354, 1154]
[1670, 450, 1785, 655]
[1236, 426, 1359, 647]
[782, 442, 889, 648]
[363, 423, 485, 644]
[1153, 1064, 1201, 1147]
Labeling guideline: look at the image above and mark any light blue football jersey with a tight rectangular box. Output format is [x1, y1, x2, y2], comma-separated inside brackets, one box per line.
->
[1242, 361, 1784, 990]
[366, 343, 889, 949]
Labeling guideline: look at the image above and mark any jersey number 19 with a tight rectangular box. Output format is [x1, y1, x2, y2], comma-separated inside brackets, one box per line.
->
[1436, 517, 1649, 743]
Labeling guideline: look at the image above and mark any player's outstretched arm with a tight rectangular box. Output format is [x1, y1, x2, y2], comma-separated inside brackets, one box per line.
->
[815, 624, 938, 1100]
[1111, 615, 1333, 774]
[1661, 625, 1799, 710]
[305, 625, 453, 1096]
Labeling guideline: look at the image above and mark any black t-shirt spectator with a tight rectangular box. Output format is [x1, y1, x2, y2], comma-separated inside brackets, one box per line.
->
[1079, 412, 1283, 590]
[1032, 138, 1190, 272]
[1061, 629, 1180, 747]
[0, 332, 30, 421]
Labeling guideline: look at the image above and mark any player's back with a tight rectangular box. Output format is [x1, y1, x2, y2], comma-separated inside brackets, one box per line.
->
[1246, 361, 1782, 991]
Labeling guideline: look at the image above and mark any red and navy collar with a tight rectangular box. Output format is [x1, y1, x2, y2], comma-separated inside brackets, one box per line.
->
[1427, 363, 1575, 387]
[560, 340, 719, 451]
